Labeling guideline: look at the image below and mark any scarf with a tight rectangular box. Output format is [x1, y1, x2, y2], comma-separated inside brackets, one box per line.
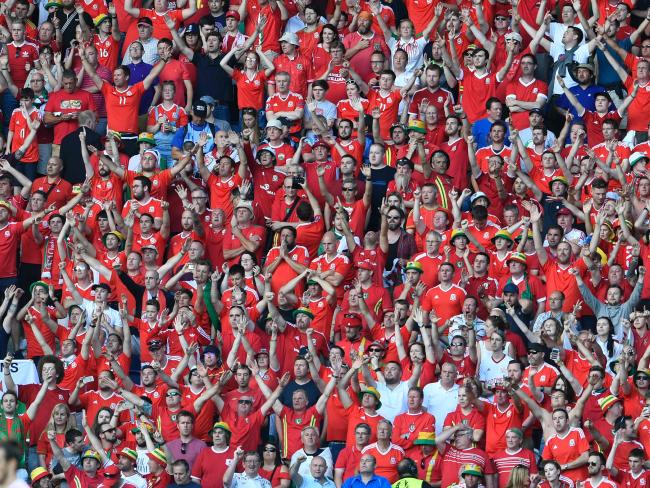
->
[0, 413, 26, 466]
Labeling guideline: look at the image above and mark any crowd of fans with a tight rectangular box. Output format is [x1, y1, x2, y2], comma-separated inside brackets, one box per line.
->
[0, 0, 648, 487]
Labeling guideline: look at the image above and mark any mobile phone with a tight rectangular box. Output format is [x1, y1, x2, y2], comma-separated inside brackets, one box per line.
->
[81, 376, 94, 385]
[550, 348, 560, 362]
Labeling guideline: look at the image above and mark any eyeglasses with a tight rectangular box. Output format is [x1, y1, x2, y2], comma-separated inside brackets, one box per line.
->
[167, 392, 181, 397]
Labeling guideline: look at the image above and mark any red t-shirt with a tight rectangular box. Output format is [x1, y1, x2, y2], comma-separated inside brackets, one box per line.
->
[101, 81, 146, 133]
[44, 89, 97, 144]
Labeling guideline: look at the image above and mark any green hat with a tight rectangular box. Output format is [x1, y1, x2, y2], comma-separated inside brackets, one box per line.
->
[29, 281, 49, 294]
[407, 118, 426, 134]
[293, 307, 314, 320]
[45, 0, 61, 8]
[450, 229, 467, 243]
[138, 132, 156, 145]
[82, 450, 101, 463]
[119, 448, 138, 462]
[211, 421, 232, 434]
[146, 448, 168, 467]
[405, 261, 424, 273]
[461, 464, 484, 478]
[102, 230, 125, 247]
[94, 14, 110, 26]
[357, 386, 382, 409]
[413, 431, 436, 445]
[549, 175, 569, 190]
[491, 230, 514, 245]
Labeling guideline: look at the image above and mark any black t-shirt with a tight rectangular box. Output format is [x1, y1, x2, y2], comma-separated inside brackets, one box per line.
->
[279, 380, 321, 407]
[192, 53, 233, 102]
[60, 127, 103, 185]
[367, 165, 397, 231]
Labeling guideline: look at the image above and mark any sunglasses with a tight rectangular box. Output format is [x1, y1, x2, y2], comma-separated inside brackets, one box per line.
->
[264, 447, 277, 452]
[102, 428, 116, 434]
[588, 461, 600, 467]
[167, 392, 181, 397]
[238, 399, 253, 404]
[635, 375, 649, 381]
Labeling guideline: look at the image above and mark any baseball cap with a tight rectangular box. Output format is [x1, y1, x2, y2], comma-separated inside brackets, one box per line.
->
[225, 9, 240, 21]
[184, 23, 199, 35]
[502, 283, 519, 295]
[278, 32, 300, 46]
[192, 101, 208, 117]
[266, 119, 284, 130]
[137, 17, 153, 26]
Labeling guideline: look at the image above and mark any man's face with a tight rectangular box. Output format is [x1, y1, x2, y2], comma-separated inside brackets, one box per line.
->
[576, 67, 591, 84]
[11, 23, 24, 42]
[138, 23, 153, 41]
[587, 456, 602, 476]
[1, 395, 16, 415]
[546, 229, 562, 246]
[552, 410, 568, 432]
[177, 416, 193, 436]
[556, 243, 571, 264]
[172, 465, 190, 484]
[490, 126, 505, 143]
[276, 76, 290, 93]
[426, 68, 440, 88]
[100, 425, 117, 443]
[379, 74, 394, 91]
[472, 50, 487, 68]
[292, 391, 308, 410]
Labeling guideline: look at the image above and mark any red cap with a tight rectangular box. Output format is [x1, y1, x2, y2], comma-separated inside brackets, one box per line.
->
[357, 260, 374, 271]
[225, 9, 240, 20]
[342, 313, 363, 328]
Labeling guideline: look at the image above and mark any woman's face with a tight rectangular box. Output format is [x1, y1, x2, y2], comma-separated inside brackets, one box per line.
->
[245, 54, 258, 69]
[240, 254, 254, 271]
[242, 113, 256, 128]
[596, 319, 610, 336]
[322, 27, 336, 43]
[53, 407, 68, 425]
[399, 21, 413, 38]
[346, 83, 359, 99]
[543, 320, 557, 337]
[544, 463, 559, 481]
[387, 194, 401, 208]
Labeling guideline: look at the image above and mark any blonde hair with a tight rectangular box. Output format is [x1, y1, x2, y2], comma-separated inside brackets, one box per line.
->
[505, 465, 530, 488]
[45, 403, 76, 434]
